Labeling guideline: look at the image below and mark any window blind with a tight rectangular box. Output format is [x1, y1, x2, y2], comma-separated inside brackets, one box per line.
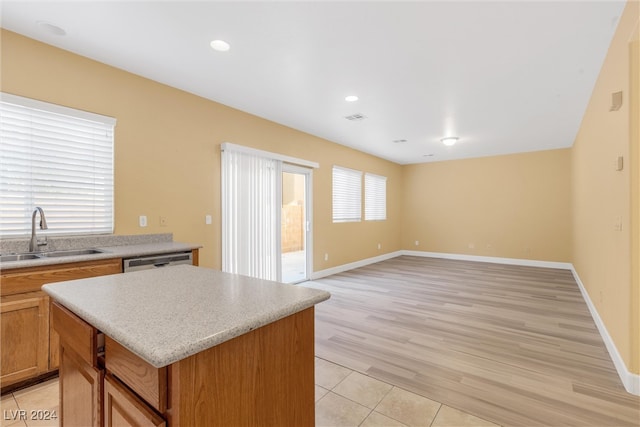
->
[221, 147, 281, 281]
[365, 173, 387, 221]
[0, 93, 115, 237]
[332, 165, 362, 223]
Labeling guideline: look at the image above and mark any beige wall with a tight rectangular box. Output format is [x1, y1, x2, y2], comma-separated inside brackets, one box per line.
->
[571, 0, 639, 375]
[0, 29, 403, 270]
[401, 149, 572, 262]
[2, 3, 638, 378]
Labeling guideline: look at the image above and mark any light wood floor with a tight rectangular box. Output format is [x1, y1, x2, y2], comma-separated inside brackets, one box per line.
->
[305, 256, 640, 427]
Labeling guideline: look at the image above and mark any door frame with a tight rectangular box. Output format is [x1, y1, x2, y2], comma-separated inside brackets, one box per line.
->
[281, 163, 313, 283]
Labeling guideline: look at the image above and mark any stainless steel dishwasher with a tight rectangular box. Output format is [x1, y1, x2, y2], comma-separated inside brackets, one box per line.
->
[123, 251, 193, 272]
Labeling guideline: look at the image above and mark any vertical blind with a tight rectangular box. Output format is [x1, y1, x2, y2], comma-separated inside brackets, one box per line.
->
[221, 147, 281, 281]
[365, 173, 387, 221]
[332, 165, 362, 222]
[0, 93, 115, 237]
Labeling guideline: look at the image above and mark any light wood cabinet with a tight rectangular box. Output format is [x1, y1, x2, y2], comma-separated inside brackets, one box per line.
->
[53, 300, 315, 427]
[105, 337, 167, 413]
[0, 258, 122, 390]
[0, 292, 49, 386]
[59, 343, 103, 427]
[0, 258, 123, 297]
[104, 374, 165, 427]
[53, 302, 104, 427]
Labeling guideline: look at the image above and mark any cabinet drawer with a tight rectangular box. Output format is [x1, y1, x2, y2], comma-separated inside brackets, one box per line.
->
[52, 302, 97, 366]
[104, 374, 165, 427]
[1, 258, 122, 296]
[105, 336, 167, 413]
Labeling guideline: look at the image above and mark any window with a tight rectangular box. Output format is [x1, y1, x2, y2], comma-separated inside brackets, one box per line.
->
[365, 173, 387, 221]
[332, 165, 362, 222]
[0, 93, 115, 236]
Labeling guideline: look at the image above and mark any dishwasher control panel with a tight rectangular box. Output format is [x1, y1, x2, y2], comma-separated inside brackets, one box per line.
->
[123, 251, 193, 273]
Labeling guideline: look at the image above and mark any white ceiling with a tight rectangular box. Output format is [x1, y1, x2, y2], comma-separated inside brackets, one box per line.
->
[0, 1, 626, 165]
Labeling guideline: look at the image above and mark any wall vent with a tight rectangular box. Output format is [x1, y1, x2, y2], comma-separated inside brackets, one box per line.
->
[344, 113, 367, 121]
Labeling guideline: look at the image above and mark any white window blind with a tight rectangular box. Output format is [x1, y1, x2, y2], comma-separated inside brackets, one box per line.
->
[365, 173, 387, 221]
[0, 93, 115, 237]
[221, 146, 281, 281]
[332, 165, 362, 223]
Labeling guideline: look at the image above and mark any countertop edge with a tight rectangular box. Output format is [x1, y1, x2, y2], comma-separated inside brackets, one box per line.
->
[44, 285, 330, 368]
[0, 241, 202, 270]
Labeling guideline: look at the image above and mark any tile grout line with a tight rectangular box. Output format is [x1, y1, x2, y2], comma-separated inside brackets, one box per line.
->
[429, 403, 444, 427]
[5, 392, 28, 427]
[365, 385, 405, 426]
[317, 360, 504, 427]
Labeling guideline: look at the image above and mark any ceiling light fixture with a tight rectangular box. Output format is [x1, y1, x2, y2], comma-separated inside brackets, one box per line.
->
[210, 39, 230, 52]
[441, 137, 459, 146]
[345, 95, 359, 102]
[393, 139, 407, 144]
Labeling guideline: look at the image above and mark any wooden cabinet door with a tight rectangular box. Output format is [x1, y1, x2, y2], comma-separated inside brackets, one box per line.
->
[0, 292, 49, 387]
[1, 258, 121, 380]
[60, 344, 103, 427]
[49, 298, 60, 370]
[104, 374, 165, 427]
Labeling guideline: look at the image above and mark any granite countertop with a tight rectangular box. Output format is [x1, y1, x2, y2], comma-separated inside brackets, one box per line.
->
[0, 239, 200, 270]
[42, 265, 330, 368]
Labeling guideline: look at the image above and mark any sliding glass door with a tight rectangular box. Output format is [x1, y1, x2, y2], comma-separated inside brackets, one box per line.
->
[281, 164, 312, 283]
[221, 143, 314, 284]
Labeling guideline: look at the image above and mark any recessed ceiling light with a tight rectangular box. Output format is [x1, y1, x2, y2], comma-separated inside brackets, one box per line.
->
[37, 21, 66, 36]
[393, 139, 407, 143]
[210, 39, 230, 52]
[345, 95, 359, 102]
[441, 137, 459, 146]
[423, 153, 434, 157]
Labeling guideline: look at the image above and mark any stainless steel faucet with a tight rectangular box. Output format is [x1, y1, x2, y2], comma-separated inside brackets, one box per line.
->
[29, 207, 48, 252]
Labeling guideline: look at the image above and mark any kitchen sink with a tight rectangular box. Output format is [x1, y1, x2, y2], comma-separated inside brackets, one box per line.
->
[0, 253, 41, 262]
[0, 248, 106, 263]
[38, 249, 105, 258]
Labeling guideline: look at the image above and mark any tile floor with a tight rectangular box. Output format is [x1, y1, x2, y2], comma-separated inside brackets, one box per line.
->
[1, 357, 500, 427]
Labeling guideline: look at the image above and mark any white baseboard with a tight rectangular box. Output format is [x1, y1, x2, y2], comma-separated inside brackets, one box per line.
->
[310, 249, 639, 396]
[310, 250, 403, 280]
[401, 250, 573, 270]
[570, 267, 640, 396]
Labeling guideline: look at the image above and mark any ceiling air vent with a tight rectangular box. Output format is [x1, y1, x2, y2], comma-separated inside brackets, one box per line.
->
[344, 113, 367, 121]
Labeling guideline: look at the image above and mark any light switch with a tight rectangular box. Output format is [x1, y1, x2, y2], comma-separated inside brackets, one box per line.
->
[139, 215, 147, 227]
[205, 214, 212, 225]
[616, 156, 624, 171]
[614, 216, 623, 231]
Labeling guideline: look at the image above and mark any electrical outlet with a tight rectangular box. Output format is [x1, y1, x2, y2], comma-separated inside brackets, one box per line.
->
[377, 243, 381, 250]
[159, 216, 168, 227]
[139, 215, 147, 227]
[205, 215, 212, 225]
[415, 240, 419, 246]
[324, 253, 329, 261]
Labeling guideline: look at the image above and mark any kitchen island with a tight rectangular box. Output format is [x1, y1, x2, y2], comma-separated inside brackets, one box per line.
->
[42, 265, 330, 426]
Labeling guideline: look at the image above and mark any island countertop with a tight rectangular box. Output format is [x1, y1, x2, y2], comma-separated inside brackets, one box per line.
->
[42, 265, 330, 368]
